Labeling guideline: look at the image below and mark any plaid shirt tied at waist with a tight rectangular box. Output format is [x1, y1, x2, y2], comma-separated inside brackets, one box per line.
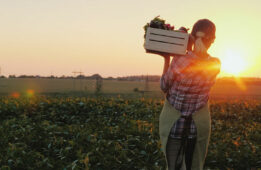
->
[160, 51, 221, 139]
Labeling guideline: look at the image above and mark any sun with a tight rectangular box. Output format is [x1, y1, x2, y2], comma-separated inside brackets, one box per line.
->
[221, 49, 248, 76]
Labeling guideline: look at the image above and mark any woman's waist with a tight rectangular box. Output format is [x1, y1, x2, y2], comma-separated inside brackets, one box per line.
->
[167, 92, 209, 103]
[166, 95, 208, 115]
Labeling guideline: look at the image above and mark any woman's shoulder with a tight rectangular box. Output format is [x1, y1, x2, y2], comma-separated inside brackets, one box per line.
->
[191, 53, 221, 72]
[172, 52, 221, 70]
[207, 56, 221, 71]
[208, 55, 221, 64]
[192, 52, 221, 65]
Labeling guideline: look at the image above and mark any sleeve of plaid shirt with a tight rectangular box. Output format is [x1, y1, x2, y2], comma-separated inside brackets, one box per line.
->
[160, 56, 193, 93]
[160, 58, 174, 93]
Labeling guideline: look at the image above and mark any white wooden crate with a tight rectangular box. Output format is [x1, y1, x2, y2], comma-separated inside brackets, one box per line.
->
[144, 27, 189, 55]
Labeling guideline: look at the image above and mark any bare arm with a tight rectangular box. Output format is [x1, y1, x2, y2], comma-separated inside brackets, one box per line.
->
[162, 55, 170, 75]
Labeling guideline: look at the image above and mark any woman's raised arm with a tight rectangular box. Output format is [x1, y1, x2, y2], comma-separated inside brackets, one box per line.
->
[162, 54, 170, 75]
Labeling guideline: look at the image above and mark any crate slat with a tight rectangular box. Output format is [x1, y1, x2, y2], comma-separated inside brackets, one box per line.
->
[147, 41, 185, 54]
[144, 27, 189, 55]
[148, 27, 187, 37]
[148, 34, 186, 44]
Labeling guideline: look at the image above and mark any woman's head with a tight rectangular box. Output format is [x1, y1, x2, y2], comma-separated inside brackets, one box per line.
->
[188, 19, 216, 55]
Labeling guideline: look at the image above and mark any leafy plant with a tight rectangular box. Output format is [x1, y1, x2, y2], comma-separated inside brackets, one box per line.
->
[0, 96, 260, 169]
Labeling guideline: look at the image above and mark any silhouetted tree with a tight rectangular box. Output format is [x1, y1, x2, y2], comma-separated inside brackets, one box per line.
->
[9, 75, 16, 78]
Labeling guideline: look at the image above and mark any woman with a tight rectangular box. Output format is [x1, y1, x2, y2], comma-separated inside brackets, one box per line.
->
[158, 19, 221, 170]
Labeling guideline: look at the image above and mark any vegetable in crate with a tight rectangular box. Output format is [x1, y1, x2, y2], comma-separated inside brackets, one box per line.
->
[179, 26, 189, 33]
[143, 16, 175, 38]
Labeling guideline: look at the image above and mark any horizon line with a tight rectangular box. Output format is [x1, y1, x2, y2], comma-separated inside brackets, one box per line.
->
[2, 74, 261, 79]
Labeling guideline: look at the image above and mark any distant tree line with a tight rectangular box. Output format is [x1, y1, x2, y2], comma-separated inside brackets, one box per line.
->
[116, 75, 160, 82]
[2, 74, 261, 85]
[4, 74, 104, 80]
[2, 74, 161, 81]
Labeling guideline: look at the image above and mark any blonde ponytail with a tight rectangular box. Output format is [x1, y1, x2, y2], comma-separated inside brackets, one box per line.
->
[194, 31, 207, 53]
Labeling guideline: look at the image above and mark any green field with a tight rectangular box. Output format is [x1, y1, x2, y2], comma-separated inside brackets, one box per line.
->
[0, 96, 260, 169]
[1, 78, 261, 100]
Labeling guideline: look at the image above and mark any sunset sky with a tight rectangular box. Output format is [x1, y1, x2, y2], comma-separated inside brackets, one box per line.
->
[0, 0, 260, 78]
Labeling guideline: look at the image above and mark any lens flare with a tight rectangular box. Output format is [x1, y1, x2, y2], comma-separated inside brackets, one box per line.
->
[26, 89, 35, 97]
[11, 92, 20, 98]
[234, 77, 247, 91]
